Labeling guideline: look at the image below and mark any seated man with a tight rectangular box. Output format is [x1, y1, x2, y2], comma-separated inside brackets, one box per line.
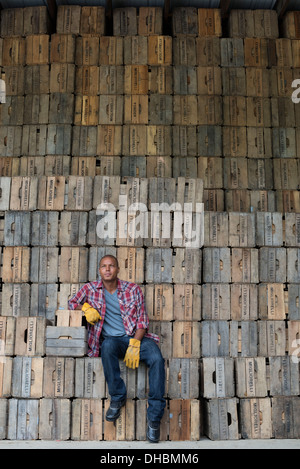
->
[68, 254, 166, 443]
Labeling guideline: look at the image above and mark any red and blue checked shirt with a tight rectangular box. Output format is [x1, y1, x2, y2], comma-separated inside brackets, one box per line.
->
[68, 278, 159, 357]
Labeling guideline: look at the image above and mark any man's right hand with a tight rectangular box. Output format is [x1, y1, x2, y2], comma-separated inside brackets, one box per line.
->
[82, 303, 101, 325]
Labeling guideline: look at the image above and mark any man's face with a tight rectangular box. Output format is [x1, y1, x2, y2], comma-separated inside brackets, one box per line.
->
[99, 256, 119, 282]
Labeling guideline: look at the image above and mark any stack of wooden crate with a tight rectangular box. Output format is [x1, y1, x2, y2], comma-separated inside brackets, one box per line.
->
[0, 4, 299, 441]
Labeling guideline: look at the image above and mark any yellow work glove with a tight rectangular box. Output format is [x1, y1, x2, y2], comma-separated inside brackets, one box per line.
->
[124, 338, 141, 369]
[82, 302, 101, 325]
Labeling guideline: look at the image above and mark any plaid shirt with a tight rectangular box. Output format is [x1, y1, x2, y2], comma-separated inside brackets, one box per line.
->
[68, 278, 159, 357]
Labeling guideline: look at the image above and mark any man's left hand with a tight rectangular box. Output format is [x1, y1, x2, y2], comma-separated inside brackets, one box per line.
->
[124, 338, 141, 369]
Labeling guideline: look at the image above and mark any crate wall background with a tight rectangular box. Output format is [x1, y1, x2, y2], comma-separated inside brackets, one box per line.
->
[0, 4, 299, 441]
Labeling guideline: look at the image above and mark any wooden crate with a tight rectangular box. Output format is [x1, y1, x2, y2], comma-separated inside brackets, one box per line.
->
[275, 38, 293, 67]
[43, 357, 76, 398]
[124, 65, 148, 94]
[228, 213, 255, 247]
[167, 359, 199, 399]
[172, 126, 196, 157]
[246, 97, 272, 127]
[285, 213, 300, 247]
[201, 321, 230, 357]
[25, 35, 49, 65]
[23, 94, 49, 125]
[0, 399, 7, 439]
[223, 96, 246, 127]
[59, 247, 88, 283]
[45, 326, 88, 357]
[4, 65, 25, 96]
[71, 399, 102, 441]
[203, 189, 224, 212]
[259, 248, 286, 283]
[272, 128, 298, 159]
[272, 397, 300, 438]
[0, 126, 22, 157]
[203, 398, 239, 440]
[147, 156, 172, 178]
[149, 66, 173, 94]
[197, 128, 222, 158]
[2, 283, 30, 317]
[247, 130, 273, 160]
[49, 93, 74, 124]
[56, 5, 81, 35]
[223, 157, 248, 189]
[80, 6, 105, 35]
[257, 320, 286, 356]
[31, 211, 59, 246]
[169, 399, 200, 441]
[2, 37, 26, 66]
[200, 357, 235, 398]
[173, 96, 197, 125]
[99, 95, 123, 125]
[198, 161, 221, 191]
[282, 11, 300, 39]
[50, 63, 75, 93]
[71, 126, 97, 156]
[104, 399, 135, 441]
[172, 7, 198, 36]
[59, 211, 87, 246]
[149, 95, 173, 125]
[4, 211, 31, 246]
[124, 36, 147, 64]
[37, 176, 66, 211]
[148, 321, 172, 359]
[172, 248, 202, 284]
[230, 321, 258, 357]
[75, 358, 106, 398]
[235, 357, 268, 398]
[117, 247, 144, 284]
[288, 284, 300, 320]
[221, 38, 244, 67]
[223, 126, 247, 158]
[0, 96, 24, 126]
[14, 317, 47, 356]
[124, 95, 148, 125]
[173, 37, 197, 66]
[39, 399, 71, 440]
[8, 399, 39, 440]
[75, 35, 100, 66]
[99, 65, 124, 94]
[222, 67, 245, 96]
[231, 285, 258, 321]
[258, 283, 286, 320]
[138, 7, 163, 36]
[203, 248, 231, 283]
[0, 358, 12, 397]
[2, 246, 30, 283]
[202, 284, 230, 320]
[276, 191, 300, 213]
[30, 247, 59, 283]
[47, 125, 72, 155]
[198, 8, 222, 37]
[269, 357, 299, 396]
[0, 317, 15, 356]
[65, 176, 93, 211]
[113, 7, 137, 36]
[173, 285, 201, 321]
[9, 176, 38, 211]
[196, 37, 221, 66]
[198, 96, 222, 125]
[148, 36, 172, 66]
[172, 321, 200, 359]
[146, 125, 172, 156]
[121, 156, 147, 178]
[24, 65, 49, 94]
[12, 356, 43, 398]
[287, 248, 300, 283]
[1, 8, 24, 37]
[23, 6, 51, 35]
[274, 158, 300, 190]
[256, 212, 283, 246]
[197, 66, 222, 95]
[30, 284, 58, 322]
[145, 284, 173, 321]
[50, 33, 76, 63]
[239, 398, 272, 439]
[99, 37, 123, 65]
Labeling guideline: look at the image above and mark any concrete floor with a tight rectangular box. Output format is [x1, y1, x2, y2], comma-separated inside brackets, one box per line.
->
[0, 438, 299, 449]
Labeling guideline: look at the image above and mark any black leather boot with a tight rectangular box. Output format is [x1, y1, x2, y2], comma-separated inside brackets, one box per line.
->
[147, 421, 160, 443]
[105, 399, 126, 422]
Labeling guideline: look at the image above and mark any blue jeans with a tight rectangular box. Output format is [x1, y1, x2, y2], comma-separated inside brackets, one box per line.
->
[101, 336, 166, 423]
